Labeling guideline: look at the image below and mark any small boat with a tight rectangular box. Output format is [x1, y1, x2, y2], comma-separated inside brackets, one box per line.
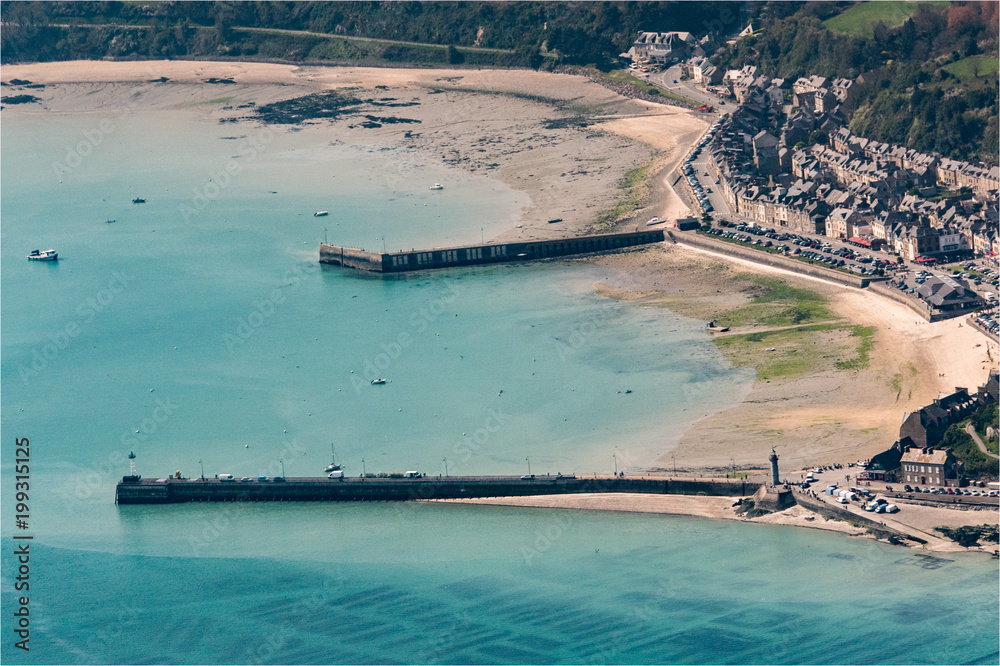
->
[429, 183, 444, 190]
[132, 197, 146, 204]
[646, 216, 663, 226]
[371, 378, 387, 385]
[324, 443, 343, 474]
[106, 219, 116, 224]
[27, 249, 58, 261]
[314, 211, 329, 217]
[547, 218, 563, 224]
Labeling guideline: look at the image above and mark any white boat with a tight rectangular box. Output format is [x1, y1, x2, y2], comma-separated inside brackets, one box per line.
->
[371, 378, 387, 385]
[27, 249, 58, 261]
[324, 443, 343, 474]
[314, 211, 329, 217]
[429, 183, 444, 190]
[646, 217, 662, 226]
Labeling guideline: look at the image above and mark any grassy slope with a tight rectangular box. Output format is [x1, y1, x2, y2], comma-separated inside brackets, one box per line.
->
[822, 1, 946, 38]
[943, 54, 1000, 80]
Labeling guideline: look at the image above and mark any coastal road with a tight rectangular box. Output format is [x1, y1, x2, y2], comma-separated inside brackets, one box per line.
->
[686, 151, 736, 220]
[966, 423, 1000, 460]
[633, 64, 726, 108]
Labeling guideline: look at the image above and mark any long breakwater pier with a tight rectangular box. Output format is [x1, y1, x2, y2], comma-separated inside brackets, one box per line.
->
[319, 229, 665, 272]
[115, 475, 749, 504]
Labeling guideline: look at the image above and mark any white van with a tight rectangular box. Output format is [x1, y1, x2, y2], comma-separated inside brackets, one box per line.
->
[327, 470, 344, 479]
[404, 471, 421, 479]
[217, 473, 235, 482]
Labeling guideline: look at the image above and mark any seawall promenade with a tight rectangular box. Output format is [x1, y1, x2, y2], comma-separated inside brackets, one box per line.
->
[667, 229, 877, 289]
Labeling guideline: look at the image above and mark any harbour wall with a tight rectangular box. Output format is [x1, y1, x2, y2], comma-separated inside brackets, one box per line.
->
[319, 229, 665, 273]
[115, 475, 750, 504]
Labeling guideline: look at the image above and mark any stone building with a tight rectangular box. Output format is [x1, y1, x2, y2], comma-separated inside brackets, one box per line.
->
[900, 447, 957, 487]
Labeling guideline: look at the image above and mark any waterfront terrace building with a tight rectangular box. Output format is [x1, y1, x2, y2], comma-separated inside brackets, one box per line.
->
[900, 387, 980, 450]
[900, 448, 957, 487]
[631, 31, 696, 64]
[825, 207, 860, 239]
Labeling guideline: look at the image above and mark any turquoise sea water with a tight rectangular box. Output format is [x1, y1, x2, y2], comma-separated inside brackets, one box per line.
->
[2, 110, 997, 665]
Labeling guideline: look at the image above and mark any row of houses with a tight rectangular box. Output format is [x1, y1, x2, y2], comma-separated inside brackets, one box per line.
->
[704, 79, 998, 260]
[859, 370, 998, 485]
[829, 127, 1000, 199]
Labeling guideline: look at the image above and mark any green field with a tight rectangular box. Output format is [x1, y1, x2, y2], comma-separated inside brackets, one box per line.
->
[822, 1, 945, 38]
[943, 54, 1000, 80]
[714, 274, 837, 329]
[713, 323, 873, 380]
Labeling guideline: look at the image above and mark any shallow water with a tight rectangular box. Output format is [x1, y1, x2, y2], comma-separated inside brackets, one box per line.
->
[2, 110, 996, 665]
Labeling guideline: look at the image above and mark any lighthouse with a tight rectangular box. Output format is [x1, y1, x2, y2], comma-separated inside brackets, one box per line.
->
[123, 451, 141, 482]
[769, 447, 780, 486]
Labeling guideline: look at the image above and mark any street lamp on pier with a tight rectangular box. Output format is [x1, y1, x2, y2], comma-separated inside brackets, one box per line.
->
[443, 458, 449, 477]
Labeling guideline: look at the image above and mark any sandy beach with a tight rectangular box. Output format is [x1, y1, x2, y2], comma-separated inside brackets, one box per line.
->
[434, 491, 997, 552]
[5, 59, 994, 549]
[589, 242, 996, 475]
[3, 59, 693, 240]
